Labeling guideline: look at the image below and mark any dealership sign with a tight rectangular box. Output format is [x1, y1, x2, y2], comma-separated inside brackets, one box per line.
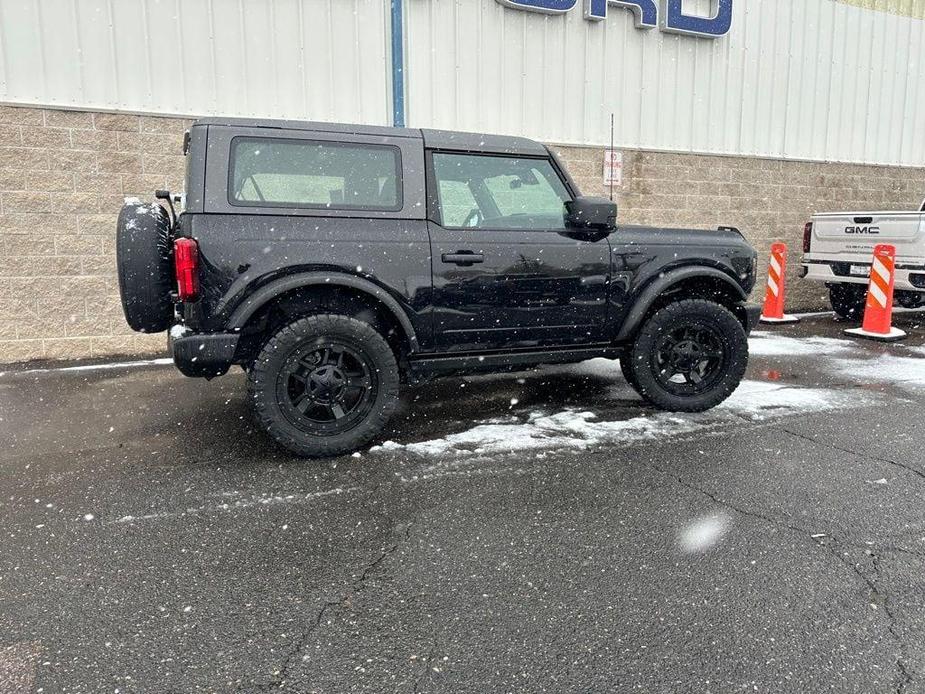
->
[495, 0, 733, 38]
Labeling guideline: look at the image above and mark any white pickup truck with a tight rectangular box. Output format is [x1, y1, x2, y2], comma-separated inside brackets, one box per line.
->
[801, 199, 925, 319]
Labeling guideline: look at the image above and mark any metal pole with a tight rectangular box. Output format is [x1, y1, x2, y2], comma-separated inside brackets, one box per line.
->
[390, 0, 406, 127]
[609, 113, 615, 202]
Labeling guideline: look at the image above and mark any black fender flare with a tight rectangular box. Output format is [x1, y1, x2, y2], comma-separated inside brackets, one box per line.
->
[614, 266, 748, 342]
[226, 272, 420, 352]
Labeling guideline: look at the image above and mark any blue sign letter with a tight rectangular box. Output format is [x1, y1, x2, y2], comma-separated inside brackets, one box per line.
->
[661, 0, 732, 37]
[495, 0, 578, 13]
[584, 0, 657, 27]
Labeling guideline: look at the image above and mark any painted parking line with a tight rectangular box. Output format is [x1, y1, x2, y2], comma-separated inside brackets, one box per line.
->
[0, 357, 173, 378]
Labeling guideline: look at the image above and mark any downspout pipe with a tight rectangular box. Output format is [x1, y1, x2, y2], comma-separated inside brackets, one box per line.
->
[390, 0, 406, 127]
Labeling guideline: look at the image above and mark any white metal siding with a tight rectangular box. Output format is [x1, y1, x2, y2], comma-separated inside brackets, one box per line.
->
[405, 0, 925, 166]
[0, 0, 923, 167]
[0, 0, 393, 126]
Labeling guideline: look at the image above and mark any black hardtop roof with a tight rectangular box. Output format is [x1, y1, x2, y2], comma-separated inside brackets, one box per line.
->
[192, 117, 548, 157]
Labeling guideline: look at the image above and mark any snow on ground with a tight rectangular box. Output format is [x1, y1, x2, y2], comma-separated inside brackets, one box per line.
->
[716, 379, 863, 419]
[833, 353, 925, 389]
[747, 331, 855, 357]
[372, 380, 871, 460]
[375, 410, 705, 458]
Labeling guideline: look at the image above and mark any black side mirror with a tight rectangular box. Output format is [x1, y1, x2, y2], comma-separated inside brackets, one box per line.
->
[564, 196, 617, 233]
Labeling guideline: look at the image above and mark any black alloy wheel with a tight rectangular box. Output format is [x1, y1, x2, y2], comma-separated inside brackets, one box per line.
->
[248, 314, 400, 457]
[651, 324, 727, 396]
[278, 342, 375, 433]
[625, 299, 748, 412]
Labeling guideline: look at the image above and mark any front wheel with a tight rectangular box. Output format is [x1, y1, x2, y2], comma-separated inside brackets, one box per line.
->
[624, 299, 748, 413]
[247, 315, 401, 457]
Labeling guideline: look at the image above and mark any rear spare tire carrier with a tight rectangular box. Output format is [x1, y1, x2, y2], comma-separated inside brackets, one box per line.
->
[115, 201, 175, 333]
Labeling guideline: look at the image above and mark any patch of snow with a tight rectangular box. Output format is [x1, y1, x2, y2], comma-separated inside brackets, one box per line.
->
[867, 478, 889, 485]
[558, 357, 624, 379]
[169, 324, 191, 339]
[123, 196, 142, 205]
[373, 380, 870, 460]
[678, 513, 733, 553]
[748, 332, 854, 357]
[82, 513, 94, 522]
[378, 409, 698, 458]
[717, 380, 864, 420]
[833, 353, 925, 388]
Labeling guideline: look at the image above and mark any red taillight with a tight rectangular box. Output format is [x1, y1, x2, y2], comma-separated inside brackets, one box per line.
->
[802, 222, 813, 254]
[174, 237, 200, 301]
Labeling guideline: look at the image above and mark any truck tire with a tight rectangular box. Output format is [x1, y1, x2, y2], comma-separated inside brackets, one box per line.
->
[247, 314, 401, 458]
[116, 202, 174, 333]
[619, 354, 640, 392]
[624, 299, 748, 413]
[829, 284, 867, 321]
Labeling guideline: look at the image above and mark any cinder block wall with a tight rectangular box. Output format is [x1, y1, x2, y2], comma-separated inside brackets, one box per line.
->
[0, 105, 191, 362]
[553, 145, 925, 310]
[1, 103, 923, 364]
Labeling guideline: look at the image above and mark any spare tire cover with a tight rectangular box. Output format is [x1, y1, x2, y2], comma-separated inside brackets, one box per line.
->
[116, 202, 174, 333]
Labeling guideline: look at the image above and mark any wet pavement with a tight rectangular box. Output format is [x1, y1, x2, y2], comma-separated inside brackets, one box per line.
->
[2, 312, 925, 693]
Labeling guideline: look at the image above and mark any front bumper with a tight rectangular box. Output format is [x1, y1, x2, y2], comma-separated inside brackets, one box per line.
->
[169, 330, 239, 378]
[803, 261, 925, 292]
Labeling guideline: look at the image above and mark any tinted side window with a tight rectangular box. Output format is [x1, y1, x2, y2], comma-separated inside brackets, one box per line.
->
[432, 153, 570, 230]
[229, 137, 401, 211]
[436, 179, 479, 228]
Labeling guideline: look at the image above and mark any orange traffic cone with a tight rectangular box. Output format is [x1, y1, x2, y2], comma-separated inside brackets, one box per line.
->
[844, 244, 907, 342]
[760, 243, 799, 324]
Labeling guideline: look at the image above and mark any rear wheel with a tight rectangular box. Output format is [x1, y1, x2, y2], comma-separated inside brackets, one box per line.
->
[619, 354, 640, 391]
[247, 314, 400, 457]
[829, 284, 867, 321]
[624, 299, 748, 412]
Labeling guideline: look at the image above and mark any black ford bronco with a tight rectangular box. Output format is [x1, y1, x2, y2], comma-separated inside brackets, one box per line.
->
[116, 118, 760, 457]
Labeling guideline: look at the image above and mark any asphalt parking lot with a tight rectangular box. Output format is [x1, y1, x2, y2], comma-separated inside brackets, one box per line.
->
[2, 313, 925, 694]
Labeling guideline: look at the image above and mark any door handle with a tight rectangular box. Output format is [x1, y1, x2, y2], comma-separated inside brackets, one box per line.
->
[441, 251, 484, 266]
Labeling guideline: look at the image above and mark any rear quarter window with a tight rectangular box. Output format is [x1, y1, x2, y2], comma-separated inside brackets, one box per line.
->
[228, 137, 402, 211]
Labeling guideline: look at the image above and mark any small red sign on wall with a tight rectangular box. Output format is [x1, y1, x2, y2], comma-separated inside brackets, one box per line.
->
[604, 150, 623, 186]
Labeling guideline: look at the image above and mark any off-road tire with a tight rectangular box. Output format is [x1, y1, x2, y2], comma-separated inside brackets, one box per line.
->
[829, 284, 867, 321]
[116, 202, 174, 333]
[619, 354, 640, 391]
[247, 314, 400, 457]
[625, 299, 748, 413]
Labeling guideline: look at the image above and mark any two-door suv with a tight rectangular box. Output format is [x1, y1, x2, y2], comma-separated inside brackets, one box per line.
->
[117, 118, 760, 457]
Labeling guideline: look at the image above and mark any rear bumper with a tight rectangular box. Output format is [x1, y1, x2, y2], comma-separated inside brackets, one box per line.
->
[169, 330, 238, 378]
[803, 260, 925, 292]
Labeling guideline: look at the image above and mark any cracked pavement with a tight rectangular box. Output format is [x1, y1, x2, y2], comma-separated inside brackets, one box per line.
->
[2, 314, 925, 693]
